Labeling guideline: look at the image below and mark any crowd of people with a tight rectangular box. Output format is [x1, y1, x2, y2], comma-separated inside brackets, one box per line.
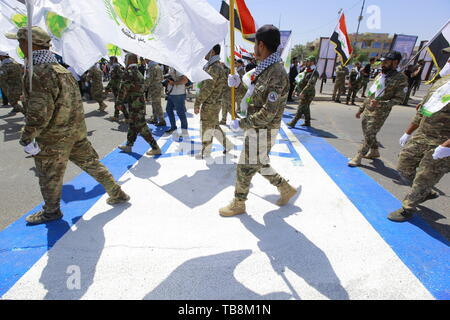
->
[0, 23, 449, 226]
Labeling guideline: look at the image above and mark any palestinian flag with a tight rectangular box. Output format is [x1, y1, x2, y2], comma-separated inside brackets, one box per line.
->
[220, 0, 256, 43]
[426, 20, 450, 80]
[330, 13, 353, 66]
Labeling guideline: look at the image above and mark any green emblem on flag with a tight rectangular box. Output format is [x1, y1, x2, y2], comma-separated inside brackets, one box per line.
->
[441, 94, 450, 104]
[17, 47, 25, 59]
[11, 14, 27, 28]
[45, 12, 71, 39]
[106, 0, 159, 36]
[107, 44, 122, 57]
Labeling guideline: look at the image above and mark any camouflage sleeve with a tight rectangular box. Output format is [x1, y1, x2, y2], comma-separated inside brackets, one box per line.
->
[412, 110, 424, 126]
[155, 67, 163, 82]
[20, 71, 58, 144]
[194, 67, 219, 107]
[301, 71, 319, 94]
[240, 77, 286, 129]
[116, 71, 130, 106]
[377, 75, 408, 109]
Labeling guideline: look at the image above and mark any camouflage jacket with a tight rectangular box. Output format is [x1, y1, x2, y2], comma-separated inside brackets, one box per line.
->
[296, 68, 319, 96]
[348, 68, 362, 87]
[145, 63, 163, 88]
[412, 76, 450, 145]
[240, 62, 289, 130]
[194, 60, 226, 108]
[105, 63, 124, 91]
[0, 58, 24, 93]
[21, 62, 87, 146]
[116, 64, 146, 109]
[335, 66, 349, 84]
[359, 69, 408, 118]
[87, 66, 103, 90]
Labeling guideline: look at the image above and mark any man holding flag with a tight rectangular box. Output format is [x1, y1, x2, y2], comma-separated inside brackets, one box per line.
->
[348, 51, 408, 167]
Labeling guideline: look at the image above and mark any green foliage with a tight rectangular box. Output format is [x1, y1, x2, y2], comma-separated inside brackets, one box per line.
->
[290, 44, 317, 62]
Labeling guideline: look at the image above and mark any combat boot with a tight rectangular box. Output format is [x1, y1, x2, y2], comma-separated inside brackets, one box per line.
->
[387, 208, 415, 222]
[287, 116, 300, 128]
[118, 145, 132, 153]
[106, 190, 130, 205]
[146, 147, 162, 156]
[219, 198, 246, 217]
[276, 181, 297, 206]
[348, 154, 363, 167]
[147, 116, 157, 124]
[26, 209, 63, 225]
[301, 122, 311, 127]
[156, 119, 167, 127]
[99, 102, 108, 112]
[364, 148, 380, 159]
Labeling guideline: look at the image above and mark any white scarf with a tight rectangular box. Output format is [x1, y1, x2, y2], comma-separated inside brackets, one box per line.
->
[420, 78, 450, 116]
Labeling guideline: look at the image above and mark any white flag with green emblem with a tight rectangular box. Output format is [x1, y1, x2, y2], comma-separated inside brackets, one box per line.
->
[367, 73, 386, 99]
[420, 79, 450, 116]
[32, 0, 229, 82]
[0, 0, 27, 62]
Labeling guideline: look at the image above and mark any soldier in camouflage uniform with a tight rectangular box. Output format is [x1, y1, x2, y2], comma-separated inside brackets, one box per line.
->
[145, 60, 166, 126]
[219, 25, 297, 217]
[6, 27, 130, 225]
[220, 60, 247, 125]
[346, 62, 362, 105]
[87, 63, 108, 111]
[0, 51, 24, 114]
[105, 57, 129, 122]
[116, 53, 161, 156]
[287, 56, 319, 128]
[194, 45, 233, 159]
[332, 63, 349, 103]
[388, 73, 450, 222]
[348, 51, 408, 167]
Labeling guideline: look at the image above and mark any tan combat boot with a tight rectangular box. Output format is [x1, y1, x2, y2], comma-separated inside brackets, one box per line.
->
[146, 147, 162, 156]
[276, 181, 297, 206]
[364, 148, 380, 159]
[99, 102, 108, 112]
[219, 198, 246, 217]
[348, 154, 363, 167]
[106, 190, 130, 205]
[118, 145, 132, 153]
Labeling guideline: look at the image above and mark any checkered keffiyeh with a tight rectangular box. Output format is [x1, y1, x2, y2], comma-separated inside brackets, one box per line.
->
[32, 50, 59, 66]
[254, 52, 282, 79]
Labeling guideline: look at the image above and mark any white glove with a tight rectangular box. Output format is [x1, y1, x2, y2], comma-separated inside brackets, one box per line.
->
[432, 145, 450, 160]
[228, 74, 241, 88]
[230, 119, 241, 132]
[399, 133, 411, 147]
[24, 141, 41, 156]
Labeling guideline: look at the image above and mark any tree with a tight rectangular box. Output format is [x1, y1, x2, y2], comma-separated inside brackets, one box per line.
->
[290, 44, 317, 62]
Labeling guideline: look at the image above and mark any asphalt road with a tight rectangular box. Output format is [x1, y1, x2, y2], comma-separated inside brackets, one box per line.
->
[0, 85, 448, 241]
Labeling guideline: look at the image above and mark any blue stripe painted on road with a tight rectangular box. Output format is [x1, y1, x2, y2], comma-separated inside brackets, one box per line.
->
[283, 115, 450, 300]
[0, 124, 164, 297]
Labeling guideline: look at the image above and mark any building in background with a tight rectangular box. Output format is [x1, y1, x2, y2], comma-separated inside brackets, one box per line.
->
[348, 33, 393, 59]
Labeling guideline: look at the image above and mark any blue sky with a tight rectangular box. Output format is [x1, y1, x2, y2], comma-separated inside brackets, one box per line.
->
[207, 0, 450, 46]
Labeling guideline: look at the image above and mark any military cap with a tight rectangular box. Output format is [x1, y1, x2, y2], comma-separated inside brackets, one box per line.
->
[5, 26, 52, 48]
[379, 51, 403, 62]
[306, 56, 316, 63]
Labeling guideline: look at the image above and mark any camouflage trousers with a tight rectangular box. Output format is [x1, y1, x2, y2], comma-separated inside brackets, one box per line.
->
[200, 103, 232, 155]
[332, 81, 346, 101]
[91, 84, 105, 104]
[126, 106, 159, 150]
[221, 90, 244, 122]
[235, 129, 286, 201]
[293, 92, 315, 123]
[148, 84, 164, 121]
[360, 77, 370, 97]
[357, 114, 388, 156]
[34, 138, 122, 213]
[346, 85, 361, 103]
[114, 101, 130, 119]
[397, 134, 450, 210]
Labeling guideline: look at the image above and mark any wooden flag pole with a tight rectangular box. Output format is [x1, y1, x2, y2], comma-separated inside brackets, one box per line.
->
[229, 0, 236, 120]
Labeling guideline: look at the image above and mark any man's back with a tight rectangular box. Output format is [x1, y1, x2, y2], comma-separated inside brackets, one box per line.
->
[22, 62, 87, 145]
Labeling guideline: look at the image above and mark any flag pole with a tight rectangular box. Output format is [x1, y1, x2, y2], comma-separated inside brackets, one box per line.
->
[25, 0, 33, 92]
[229, 0, 236, 120]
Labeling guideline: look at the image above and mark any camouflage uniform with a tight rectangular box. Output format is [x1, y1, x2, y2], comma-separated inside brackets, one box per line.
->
[87, 65, 107, 110]
[332, 65, 348, 102]
[289, 67, 319, 126]
[0, 57, 24, 112]
[20, 51, 126, 216]
[235, 61, 290, 201]
[220, 66, 246, 123]
[356, 70, 408, 158]
[195, 58, 233, 156]
[346, 67, 362, 104]
[116, 64, 159, 151]
[145, 63, 164, 123]
[397, 76, 450, 211]
[105, 63, 124, 99]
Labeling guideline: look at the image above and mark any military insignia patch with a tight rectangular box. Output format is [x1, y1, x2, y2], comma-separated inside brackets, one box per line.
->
[268, 91, 278, 102]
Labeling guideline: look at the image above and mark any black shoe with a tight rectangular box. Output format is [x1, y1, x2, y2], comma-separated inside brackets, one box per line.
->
[335, 100, 341, 103]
